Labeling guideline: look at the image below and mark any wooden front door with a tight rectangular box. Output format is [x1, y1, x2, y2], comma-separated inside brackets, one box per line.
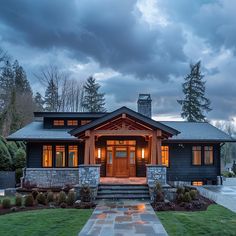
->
[114, 147, 129, 177]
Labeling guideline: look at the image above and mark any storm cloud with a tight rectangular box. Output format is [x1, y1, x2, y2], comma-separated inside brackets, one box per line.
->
[0, 0, 235, 121]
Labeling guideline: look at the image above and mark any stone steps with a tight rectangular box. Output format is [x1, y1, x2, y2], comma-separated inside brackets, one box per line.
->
[97, 184, 150, 200]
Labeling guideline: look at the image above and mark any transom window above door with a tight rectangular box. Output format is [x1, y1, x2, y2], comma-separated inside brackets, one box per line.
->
[107, 140, 136, 146]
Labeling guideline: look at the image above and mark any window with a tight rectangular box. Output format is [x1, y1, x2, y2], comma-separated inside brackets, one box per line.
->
[67, 120, 78, 126]
[204, 146, 213, 165]
[43, 145, 52, 167]
[115, 147, 127, 158]
[68, 146, 78, 167]
[81, 120, 91, 125]
[106, 140, 136, 146]
[130, 147, 136, 164]
[55, 145, 65, 167]
[192, 181, 203, 186]
[161, 146, 169, 167]
[192, 146, 202, 165]
[53, 120, 64, 126]
[107, 147, 113, 164]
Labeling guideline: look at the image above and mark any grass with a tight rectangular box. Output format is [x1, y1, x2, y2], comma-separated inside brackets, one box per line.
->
[0, 208, 93, 236]
[157, 204, 236, 236]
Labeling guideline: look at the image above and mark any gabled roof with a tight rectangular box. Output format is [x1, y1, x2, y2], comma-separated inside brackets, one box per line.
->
[161, 121, 234, 142]
[69, 106, 180, 136]
[7, 121, 77, 141]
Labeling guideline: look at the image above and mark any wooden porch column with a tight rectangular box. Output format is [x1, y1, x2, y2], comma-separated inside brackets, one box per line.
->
[84, 130, 90, 165]
[157, 130, 162, 165]
[89, 131, 95, 164]
[151, 130, 157, 164]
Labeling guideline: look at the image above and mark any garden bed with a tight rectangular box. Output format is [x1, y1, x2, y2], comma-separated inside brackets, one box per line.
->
[151, 183, 215, 212]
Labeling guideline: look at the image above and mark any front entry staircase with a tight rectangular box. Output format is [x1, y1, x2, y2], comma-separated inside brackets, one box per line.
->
[96, 184, 150, 200]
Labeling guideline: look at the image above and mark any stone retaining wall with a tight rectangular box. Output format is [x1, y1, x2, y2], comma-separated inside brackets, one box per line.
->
[22, 168, 79, 188]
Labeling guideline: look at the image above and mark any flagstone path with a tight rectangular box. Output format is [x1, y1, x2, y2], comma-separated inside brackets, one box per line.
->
[78, 199, 168, 236]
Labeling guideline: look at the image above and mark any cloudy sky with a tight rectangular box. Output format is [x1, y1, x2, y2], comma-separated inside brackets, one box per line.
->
[0, 0, 235, 122]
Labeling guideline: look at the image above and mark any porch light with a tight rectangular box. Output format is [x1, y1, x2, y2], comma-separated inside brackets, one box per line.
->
[98, 148, 101, 159]
[141, 148, 145, 159]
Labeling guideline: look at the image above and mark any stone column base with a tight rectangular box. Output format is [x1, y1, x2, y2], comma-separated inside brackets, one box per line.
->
[146, 165, 167, 187]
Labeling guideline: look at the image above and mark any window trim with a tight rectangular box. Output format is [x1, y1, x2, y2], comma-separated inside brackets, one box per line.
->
[161, 145, 169, 167]
[42, 144, 79, 168]
[192, 146, 202, 166]
[53, 120, 65, 126]
[67, 120, 78, 126]
[204, 146, 214, 165]
[42, 145, 53, 168]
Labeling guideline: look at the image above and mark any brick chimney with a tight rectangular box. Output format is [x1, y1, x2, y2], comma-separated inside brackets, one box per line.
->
[137, 94, 152, 118]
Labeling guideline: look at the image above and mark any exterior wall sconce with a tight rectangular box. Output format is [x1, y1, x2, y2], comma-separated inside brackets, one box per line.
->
[97, 148, 101, 159]
[141, 148, 145, 159]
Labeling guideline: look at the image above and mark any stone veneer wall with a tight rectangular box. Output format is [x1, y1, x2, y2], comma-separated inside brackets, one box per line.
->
[146, 165, 167, 186]
[146, 165, 167, 201]
[22, 168, 79, 188]
[76, 164, 101, 200]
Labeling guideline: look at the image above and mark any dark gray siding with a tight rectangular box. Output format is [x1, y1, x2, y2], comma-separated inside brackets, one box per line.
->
[166, 143, 221, 184]
[27, 142, 42, 167]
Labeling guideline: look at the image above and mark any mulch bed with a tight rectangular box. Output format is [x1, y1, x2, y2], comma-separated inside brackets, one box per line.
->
[152, 195, 215, 212]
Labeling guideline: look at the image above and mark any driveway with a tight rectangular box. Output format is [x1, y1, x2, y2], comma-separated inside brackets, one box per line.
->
[197, 185, 236, 213]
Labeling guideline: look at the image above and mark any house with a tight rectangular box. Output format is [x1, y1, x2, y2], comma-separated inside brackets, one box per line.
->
[7, 94, 234, 189]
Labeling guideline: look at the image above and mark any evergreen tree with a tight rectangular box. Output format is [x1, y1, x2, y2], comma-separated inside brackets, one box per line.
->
[177, 61, 211, 122]
[13, 60, 32, 94]
[82, 76, 106, 112]
[44, 78, 59, 111]
[34, 92, 44, 111]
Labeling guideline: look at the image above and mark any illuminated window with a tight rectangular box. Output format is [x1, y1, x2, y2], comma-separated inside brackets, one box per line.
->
[192, 181, 203, 186]
[204, 146, 213, 165]
[81, 120, 91, 125]
[68, 146, 78, 167]
[67, 120, 78, 126]
[130, 147, 136, 164]
[107, 147, 113, 164]
[192, 146, 201, 165]
[106, 140, 136, 146]
[161, 146, 169, 167]
[55, 145, 65, 167]
[53, 120, 64, 126]
[42, 145, 52, 167]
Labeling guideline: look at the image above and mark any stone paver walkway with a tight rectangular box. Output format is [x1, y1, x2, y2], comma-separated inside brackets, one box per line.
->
[79, 199, 168, 236]
[197, 185, 236, 213]
[100, 177, 146, 185]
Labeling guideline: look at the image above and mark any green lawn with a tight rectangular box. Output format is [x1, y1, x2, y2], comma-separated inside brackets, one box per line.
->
[0, 208, 93, 236]
[157, 205, 236, 236]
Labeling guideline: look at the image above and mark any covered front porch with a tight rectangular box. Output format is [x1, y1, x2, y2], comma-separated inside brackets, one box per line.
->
[69, 107, 178, 179]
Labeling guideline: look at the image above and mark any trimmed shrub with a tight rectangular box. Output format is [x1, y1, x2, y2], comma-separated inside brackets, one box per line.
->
[60, 202, 67, 208]
[58, 191, 67, 205]
[24, 195, 34, 207]
[154, 190, 164, 202]
[36, 192, 46, 205]
[177, 193, 184, 203]
[80, 186, 91, 202]
[176, 187, 185, 195]
[183, 192, 192, 203]
[189, 190, 198, 200]
[32, 190, 39, 200]
[15, 195, 22, 207]
[2, 198, 11, 209]
[154, 181, 162, 192]
[47, 191, 54, 203]
[67, 190, 76, 206]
